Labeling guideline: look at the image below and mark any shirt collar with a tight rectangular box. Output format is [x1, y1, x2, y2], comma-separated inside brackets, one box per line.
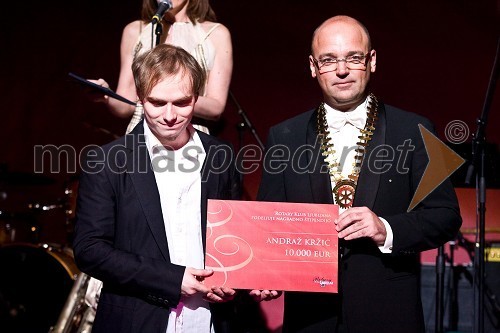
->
[324, 95, 369, 132]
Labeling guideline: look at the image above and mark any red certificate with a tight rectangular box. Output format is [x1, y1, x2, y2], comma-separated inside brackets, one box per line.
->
[205, 200, 339, 293]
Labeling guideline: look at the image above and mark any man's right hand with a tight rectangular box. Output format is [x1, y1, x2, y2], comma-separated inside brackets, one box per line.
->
[181, 267, 213, 297]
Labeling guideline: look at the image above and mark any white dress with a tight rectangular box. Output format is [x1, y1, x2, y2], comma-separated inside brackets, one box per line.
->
[126, 20, 220, 134]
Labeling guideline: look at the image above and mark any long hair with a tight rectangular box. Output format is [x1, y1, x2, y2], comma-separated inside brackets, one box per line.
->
[141, 0, 217, 24]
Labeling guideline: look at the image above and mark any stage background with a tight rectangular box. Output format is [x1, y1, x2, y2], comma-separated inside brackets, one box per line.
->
[1, 1, 500, 332]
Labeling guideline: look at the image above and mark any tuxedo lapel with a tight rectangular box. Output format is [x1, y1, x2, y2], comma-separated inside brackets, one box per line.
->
[353, 101, 387, 209]
[307, 109, 334, 204]
[200, 133, 220, 253]
[125, 124, 170, 262]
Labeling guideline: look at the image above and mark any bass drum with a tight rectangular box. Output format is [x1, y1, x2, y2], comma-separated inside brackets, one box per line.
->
[0, 243, 79, 333]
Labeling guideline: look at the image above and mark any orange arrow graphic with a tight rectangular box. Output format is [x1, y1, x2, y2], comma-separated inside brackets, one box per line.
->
[408, 124, 466, 212]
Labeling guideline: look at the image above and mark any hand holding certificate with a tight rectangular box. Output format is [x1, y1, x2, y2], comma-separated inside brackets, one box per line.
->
[205, 200, 339, 293]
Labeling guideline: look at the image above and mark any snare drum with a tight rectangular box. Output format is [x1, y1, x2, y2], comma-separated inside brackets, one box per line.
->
[0, 243, 79, 333]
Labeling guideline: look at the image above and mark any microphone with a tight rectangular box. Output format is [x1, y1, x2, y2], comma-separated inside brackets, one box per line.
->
[152, 0, 173, 24]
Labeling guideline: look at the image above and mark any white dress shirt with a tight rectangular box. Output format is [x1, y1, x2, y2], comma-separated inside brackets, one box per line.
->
[144, 122, 214, 333]
[324, 97, 393, 253]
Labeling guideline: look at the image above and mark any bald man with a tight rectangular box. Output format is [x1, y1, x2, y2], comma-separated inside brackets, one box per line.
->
[257, 16, 461, 333]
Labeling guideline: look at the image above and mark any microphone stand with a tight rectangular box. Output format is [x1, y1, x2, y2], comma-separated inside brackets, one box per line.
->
[229, 90, 265, 200]
[465, 37, 500, 333]
[154, 22, 163, 48]
[447, 238, 459, 331]
[435, 245, 446, 333]
[151, 1, 172, 48]
[229, 90, 265, 151]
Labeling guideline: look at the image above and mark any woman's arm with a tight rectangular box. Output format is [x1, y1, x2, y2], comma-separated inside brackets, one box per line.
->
[89, 21, 141, 118]
[194, 23, 233, 121]
[109, 21, 143, 118]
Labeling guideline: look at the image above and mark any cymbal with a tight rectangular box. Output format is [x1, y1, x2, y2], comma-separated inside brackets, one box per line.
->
[0, 171, 56, 186]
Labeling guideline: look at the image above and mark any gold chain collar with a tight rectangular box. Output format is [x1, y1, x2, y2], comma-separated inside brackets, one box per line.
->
[316, 94, 379, 208]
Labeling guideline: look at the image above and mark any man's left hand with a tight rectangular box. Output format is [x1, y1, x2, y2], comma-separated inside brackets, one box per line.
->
[248, 290, 282, 302]
[205, 286, 236, 303]
[335, 206, 387, 246]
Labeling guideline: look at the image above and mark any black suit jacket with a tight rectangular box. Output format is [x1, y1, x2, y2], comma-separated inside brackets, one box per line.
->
[73, 122, 240, 333]
[257, 102, 462, 333]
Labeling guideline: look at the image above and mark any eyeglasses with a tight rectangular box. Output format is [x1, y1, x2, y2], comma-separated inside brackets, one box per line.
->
[311, 52, 372, 74]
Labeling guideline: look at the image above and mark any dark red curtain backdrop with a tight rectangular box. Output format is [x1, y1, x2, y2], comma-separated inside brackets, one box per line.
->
[1, 1, 499, 236]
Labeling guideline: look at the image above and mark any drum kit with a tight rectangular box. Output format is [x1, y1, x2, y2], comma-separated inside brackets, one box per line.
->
[0, 170, 82, 333]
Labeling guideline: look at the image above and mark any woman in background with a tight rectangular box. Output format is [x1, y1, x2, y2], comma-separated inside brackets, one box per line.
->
[92, 0, 232, 134]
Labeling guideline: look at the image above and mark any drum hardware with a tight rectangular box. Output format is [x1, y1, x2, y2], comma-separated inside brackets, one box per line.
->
[63, 177, 79, 221]
[27, 175, 79, 220]
[0, 220, 39, 243]
[27, 200, 71, 245]
[61, 177, 79, 243]
[0, 210, 39, 245]
[64, 187, 74, 217]
[0, 243, 79, 333]
[29, 202, 65, 211]
[46, 176, 97, 333]
[0, 174, 89, 331]
[27, 175, 79, 245]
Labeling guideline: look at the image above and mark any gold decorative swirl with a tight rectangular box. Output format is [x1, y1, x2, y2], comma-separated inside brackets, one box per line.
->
[205, 235, 253, 281]
[206, 200, 233, 239]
